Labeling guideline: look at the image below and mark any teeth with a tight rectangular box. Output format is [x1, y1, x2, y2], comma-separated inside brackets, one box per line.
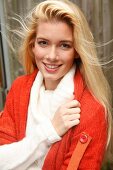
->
[45, 64, 59, 69]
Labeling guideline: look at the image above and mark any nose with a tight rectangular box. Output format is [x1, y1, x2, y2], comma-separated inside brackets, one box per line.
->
[47, 46, 58, 61]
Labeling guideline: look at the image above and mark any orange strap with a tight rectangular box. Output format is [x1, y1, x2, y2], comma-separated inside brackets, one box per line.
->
[67, 132, 92, 170]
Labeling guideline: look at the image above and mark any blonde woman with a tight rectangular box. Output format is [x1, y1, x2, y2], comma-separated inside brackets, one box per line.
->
[0, 0, 112, 169]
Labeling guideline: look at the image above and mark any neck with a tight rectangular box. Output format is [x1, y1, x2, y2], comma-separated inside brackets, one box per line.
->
[44, 78, 62, 90]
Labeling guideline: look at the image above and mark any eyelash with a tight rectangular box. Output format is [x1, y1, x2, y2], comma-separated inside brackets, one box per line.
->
[60, 43, 71, 49]
[37, 41, 48, 46]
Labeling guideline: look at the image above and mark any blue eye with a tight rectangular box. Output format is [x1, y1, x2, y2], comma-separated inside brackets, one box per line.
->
[37, 40, 48, 47]
[61, 43, 71, 49]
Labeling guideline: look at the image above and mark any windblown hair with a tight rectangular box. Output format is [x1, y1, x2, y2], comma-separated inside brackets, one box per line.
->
[18, 0, 112, 145]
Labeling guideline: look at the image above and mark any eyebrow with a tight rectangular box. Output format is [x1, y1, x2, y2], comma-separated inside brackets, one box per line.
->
[60, 40, 73, 44]
[36, 37, 73, 44]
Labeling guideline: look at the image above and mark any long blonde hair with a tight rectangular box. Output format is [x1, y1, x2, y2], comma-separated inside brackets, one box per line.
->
[18, 0, 112, 145]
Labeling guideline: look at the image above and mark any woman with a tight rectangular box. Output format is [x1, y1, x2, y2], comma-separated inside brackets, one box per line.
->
[0, 0, 112, 169]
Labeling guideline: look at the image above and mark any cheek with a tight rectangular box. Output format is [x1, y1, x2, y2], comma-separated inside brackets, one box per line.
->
[65, 53, 75, 64]
[33, 48, 44, 60]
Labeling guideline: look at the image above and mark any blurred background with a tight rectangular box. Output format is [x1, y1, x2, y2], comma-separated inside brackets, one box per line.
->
[0, 0, 113, 169]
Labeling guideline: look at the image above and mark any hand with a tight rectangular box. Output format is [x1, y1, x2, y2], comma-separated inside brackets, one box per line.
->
[51, 99, 80, 137]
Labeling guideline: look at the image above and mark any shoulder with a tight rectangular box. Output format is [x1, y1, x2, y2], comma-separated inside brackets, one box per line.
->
[10, 70, 38, 91]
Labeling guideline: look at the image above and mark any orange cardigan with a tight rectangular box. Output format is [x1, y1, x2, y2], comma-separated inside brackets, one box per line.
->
[0, 69, 107, 170]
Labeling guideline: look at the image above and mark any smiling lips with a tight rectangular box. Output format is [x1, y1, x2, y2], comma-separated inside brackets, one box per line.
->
[43, 63, 62, 73]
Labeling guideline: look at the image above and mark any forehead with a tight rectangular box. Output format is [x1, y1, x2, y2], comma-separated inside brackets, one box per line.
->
[36, 21, 73, 41]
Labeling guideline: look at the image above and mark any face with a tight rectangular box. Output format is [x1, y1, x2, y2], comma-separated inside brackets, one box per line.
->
[32, 21, 75, 90]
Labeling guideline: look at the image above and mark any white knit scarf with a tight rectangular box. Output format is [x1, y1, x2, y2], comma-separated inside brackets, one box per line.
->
[26, 64, 76, 135]
[25, 64, 76, 169]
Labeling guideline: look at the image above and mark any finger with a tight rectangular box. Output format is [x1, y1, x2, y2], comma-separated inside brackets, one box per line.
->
[66, 100, 80, 108]
[67, 108, 81, 115]
[68, 113, 80, 121]
[65, 95, 75, 103]
[69, 119, 80, 128]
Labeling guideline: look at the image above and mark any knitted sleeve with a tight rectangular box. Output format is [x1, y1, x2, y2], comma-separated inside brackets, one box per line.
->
[0, 78, 61, 170]
[0, 123, 60, 170]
